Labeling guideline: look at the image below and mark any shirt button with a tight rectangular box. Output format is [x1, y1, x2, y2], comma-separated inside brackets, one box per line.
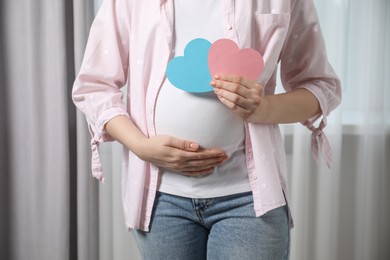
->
[226, 24, 233, 30]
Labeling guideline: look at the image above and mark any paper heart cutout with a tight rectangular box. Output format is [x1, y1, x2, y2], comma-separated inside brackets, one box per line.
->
[166, 38, 213, 93]
[166, 38, 265, 93]
[208, 39, 264, 81]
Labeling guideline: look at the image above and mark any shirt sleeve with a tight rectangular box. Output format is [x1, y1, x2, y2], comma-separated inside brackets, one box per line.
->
[279, 0, 342, 168]
[72, 0, 130, 182]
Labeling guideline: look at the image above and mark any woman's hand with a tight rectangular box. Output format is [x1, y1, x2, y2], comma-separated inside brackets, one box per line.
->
[134, 135, 228, 177]
[210, 75, 268, 123]
[105, 116, 228, 177]
[211, 74, 322, 124]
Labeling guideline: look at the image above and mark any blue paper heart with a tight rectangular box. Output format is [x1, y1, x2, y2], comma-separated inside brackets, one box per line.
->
[166, 38, 213, 93]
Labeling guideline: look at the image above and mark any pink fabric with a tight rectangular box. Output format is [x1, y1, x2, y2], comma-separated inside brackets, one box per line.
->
[72, 0, 341, 231]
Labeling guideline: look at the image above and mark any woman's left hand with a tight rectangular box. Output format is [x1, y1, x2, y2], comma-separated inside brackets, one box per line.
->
[210, 74, 268, 123]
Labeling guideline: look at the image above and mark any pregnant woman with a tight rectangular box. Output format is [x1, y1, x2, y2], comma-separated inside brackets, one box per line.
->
[72, 0, 341, 259]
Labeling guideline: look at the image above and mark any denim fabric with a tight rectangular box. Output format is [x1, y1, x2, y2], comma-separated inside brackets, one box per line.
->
[132, 192, 290, 260]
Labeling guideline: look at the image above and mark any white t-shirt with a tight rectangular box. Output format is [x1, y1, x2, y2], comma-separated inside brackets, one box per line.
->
[155, 0, 251, 198]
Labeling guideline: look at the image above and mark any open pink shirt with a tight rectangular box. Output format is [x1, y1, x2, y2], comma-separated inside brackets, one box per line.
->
[72, 0, 341, 231]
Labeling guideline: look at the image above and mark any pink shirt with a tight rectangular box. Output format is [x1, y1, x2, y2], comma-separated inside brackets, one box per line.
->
[72, 0, 341, 231]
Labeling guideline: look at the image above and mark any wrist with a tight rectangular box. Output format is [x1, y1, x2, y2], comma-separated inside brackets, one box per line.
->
[126, 135, 149, 157]
[251, 95, 273, 124]
[255, 89, 321, 124]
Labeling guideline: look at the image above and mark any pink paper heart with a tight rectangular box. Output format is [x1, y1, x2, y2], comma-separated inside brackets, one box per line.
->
[208, 39, 264, 80]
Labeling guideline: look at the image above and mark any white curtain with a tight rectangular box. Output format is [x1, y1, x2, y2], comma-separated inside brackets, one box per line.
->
[88, 0, 390, 259]
[287, 0, 390, 260]
[0, 0, 77, 259]
[73, 2, 100, 260]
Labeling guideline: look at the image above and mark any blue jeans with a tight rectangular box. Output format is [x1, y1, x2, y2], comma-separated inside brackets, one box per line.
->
[132, 191, 290, 260]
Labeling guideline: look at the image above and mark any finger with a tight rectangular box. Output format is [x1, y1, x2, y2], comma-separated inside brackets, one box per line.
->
[176, 147, 227, 161]
[214, 88, 251, 109]
[211, 75, 263, 102]
[181, 167, 215, 177]
[211, 78, 250, 98]
[164, 152, 227, 172]
[182, 155, 228, 168]
[215, 94, 250, 116]
[181, 154, 228, 176]
[213, 74, 256, 90]
[165, 136, 199, 151]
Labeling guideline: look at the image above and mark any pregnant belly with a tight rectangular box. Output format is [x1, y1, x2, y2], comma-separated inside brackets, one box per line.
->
[154, 83, 245, 153]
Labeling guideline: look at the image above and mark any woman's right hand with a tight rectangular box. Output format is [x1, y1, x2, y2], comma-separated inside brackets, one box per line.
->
[104, 116, 227, 176]
[134, 135, 228, 176]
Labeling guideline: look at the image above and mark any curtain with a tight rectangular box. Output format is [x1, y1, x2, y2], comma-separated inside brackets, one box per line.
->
[0, 0, 140, 259]
[73, 2, 100, 260]
[0, 0, 388, 260]
[0, 0, 77, 259]
[287, 0, 390, 260]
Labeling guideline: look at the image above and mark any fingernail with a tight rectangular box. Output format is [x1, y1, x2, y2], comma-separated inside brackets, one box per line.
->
[190, 143, 198, 149]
